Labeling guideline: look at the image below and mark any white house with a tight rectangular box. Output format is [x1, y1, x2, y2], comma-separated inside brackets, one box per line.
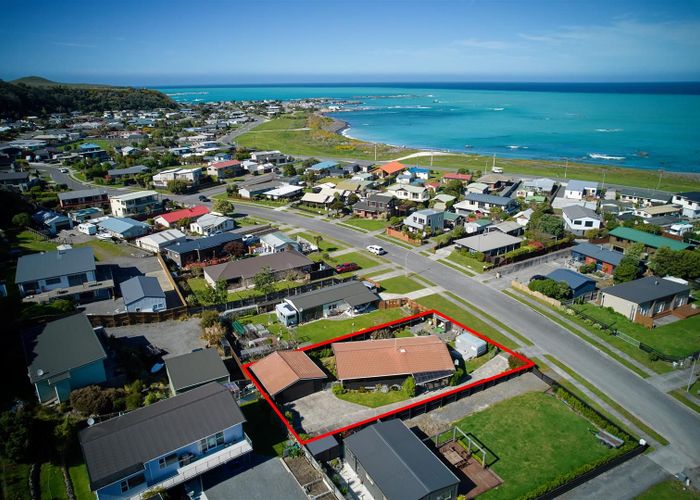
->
[109, 191, 160, 218]
[403, 209, 444, 233]
[564, 180, 598, 200]
[135, 229, 187, 253]
[454, 193, 519, 216]
[562, 205, 602, 236]
[263, 184, 303, 200]
[151, 167, 202, 188]
[386, 184, 430, 202]
[672, 192, 700, 219]
[190, 214, 236, 236]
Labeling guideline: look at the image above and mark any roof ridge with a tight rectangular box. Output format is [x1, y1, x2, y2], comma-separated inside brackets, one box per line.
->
[372, 423, 431, 494]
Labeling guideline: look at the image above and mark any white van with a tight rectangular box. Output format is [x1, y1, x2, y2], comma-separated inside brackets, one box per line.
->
[366, 245, 386, 255]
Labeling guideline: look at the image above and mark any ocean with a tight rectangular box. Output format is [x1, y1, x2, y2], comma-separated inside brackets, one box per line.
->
[155, 83, 700, 173]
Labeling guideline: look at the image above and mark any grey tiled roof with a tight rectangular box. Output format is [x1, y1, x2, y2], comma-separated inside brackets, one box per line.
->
[15, 247, 95, 284]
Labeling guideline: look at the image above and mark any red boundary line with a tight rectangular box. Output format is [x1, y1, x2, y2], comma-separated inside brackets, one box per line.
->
[241, 309, 534, 445]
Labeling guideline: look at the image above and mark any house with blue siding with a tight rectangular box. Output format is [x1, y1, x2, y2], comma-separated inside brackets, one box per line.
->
[79, 383, 252, 500]
[24, 314, 107, 403]
[119, 276, 166, 312]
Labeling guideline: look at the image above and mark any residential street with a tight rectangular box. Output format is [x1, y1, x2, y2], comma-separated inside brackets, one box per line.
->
[232, 203, 700, 474]
[33, 162, 700, 474]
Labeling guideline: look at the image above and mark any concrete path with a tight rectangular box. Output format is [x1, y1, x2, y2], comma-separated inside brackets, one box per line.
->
[648, 366, 699, 393]
[328, 247, 358, 258]
[380, 286, 443, 301]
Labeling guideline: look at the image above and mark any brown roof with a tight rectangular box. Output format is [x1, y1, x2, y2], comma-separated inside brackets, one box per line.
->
[250, 351, 326, 396]
[333, 336, 455, 381]
[204, 250, 313, 282]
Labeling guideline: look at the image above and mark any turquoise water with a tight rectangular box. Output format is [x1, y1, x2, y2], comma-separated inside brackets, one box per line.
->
[155, 84, 700, 172]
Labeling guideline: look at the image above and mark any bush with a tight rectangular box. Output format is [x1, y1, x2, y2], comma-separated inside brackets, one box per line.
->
[450, 367, 465, 386]
[200, 310, 221, 330]
[70, 385, 115, 415]
[125, 380, 144, 410]
[507, 355, 526, 370]
[332, 383, 346, 395]
[528, 279, 572, 300]
[578, 263, 596, 274]
[403, 376, 416, 397]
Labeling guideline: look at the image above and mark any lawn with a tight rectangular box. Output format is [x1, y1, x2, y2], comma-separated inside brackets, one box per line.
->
[240, 400, 290, 456]
[416, 294, 518, 349]
[291, 308, 407, 344]
[187, 277, 302, 304]
[296, 232, 346, 252]
[378, 275, 424, 295]
[336, 387, 410, 408]
[75, 240, 134, 261]
[68, 463, 94, 500]
[636, 479, 700, 499]
[573, 303, 700, 358]
[314, 250, 382, 271]
[16, 230, 57, 253]
[0, 459, 31, 500]
[445, 249, 489, 273]
[238, 312, 288, 338]
[341, 217, 390, 232]
[40, 463, 68, 500]
[453, 391, 619, 500]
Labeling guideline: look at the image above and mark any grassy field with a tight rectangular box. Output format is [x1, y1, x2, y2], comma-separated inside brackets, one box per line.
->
[336, 387, 410, 408]
[573, 303, 700, 358]
[40, 463, 68, 500]
[187, 277, 301, 304]
[378, 275, 424, 294]
[341, 217, 390, 232]
[635, 479, 700, 499]
[16, 230, 57, 252]
[416, 293, 517, 349]
[445, 249, 489, 273]
[236, 116, 700, 192]
[68, 463, 94, 500]
[544, 354, 669, 445]
[453, 391, 618, 500]
[238, 312, 288, 338]
[292, 308, 406, 344]
[15, 230, 137, 261]
[296, 232, 346, 252]
[320, 250, 383, 270]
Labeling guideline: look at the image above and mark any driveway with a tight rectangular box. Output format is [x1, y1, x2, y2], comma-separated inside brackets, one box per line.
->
[104, 318, 205, 357]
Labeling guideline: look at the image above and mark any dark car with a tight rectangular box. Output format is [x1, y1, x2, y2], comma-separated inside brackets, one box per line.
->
[198, 195, 209, 202]
[335, 262, 359, 273]
[530, 274, 547, 282]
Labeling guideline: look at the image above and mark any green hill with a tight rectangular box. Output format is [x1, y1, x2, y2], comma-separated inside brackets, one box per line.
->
[10, 76, 116, 89]
[0, 77, 176, 117]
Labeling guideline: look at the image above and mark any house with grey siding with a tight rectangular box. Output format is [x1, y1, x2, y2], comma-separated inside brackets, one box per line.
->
[344, 420, 460, 500]
[119, 276, 166, 313]
[599, 276, 690, 324]
[24, 314, 107, 404]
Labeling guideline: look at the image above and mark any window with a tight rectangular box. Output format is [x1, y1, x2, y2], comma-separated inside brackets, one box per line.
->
[120, 474, 145, 493]
[158, 453, 178, 469]
[584, 220, 593, 227]
[45, 277, 62, 285]
[199, 431, 225, 453]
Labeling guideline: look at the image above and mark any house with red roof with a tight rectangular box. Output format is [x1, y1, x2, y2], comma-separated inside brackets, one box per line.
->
[154, 205, 210, 228]
[442, 172, 472, 184]
[375, 161, 407, 178]
[207, 160, 244, 180]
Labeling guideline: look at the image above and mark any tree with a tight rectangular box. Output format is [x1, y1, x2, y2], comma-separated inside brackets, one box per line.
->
[330, 197, 345, 213]
[442, 180, 463, 198]
[223, 241, 245, 258]
[313, 234, 322, 249]
[200, 310, 221, 330]
[213, 198, 235, 215]
[253, 266, 275, 294]
[282, 164, 297, 177]
[613, 256, 642, 283]
[649, 248, 700, 280]
[11, 212, 30, 227]
[214, 279, 228, 303]
[70, 385, 114, 415]
[201, 321, 226, 347]
[167, 179, 189, 194]
[0, 410, 32, 462]
[625, 242, 645, 260]
[537, 214, 565, 238]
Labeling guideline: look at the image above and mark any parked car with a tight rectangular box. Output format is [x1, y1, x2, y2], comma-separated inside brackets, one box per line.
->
[335, 262, 359, 273]
[59, 168, 69, 173]
[367, 245, 386, 255]
[198, 195, 209, 202]
[530, 274, 547, 282]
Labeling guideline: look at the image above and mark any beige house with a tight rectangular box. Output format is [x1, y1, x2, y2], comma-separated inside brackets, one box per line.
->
[599, 276, 690, 325]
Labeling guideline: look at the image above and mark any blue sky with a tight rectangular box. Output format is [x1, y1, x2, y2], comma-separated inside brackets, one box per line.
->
[1, 0, 699, 85]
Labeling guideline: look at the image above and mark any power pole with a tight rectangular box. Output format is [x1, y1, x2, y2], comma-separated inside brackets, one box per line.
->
[657, 169, 663, 189]
[564, 159, 568, 179]
[374, 143, 377, 162]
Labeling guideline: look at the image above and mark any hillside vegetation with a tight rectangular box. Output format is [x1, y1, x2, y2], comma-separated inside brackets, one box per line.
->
[0, 78, 176, 117]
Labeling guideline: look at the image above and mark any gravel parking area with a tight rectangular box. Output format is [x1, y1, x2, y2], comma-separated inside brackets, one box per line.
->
[104, 318, 205, 357]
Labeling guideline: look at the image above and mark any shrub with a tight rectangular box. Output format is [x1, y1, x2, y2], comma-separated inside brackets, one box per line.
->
[200, 310, 221, 330]
[578, 263, 596, 274]
[450, 367, 464, 386]
[507, 355, 526, 370]
[332, 383, 346, 395]
[70, 385, 115, 415]
[403, 376, 416, 397]
[528, 278, 572, 300]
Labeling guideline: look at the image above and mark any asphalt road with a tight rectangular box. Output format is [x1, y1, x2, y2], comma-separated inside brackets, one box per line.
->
[31, 161, 700, 474]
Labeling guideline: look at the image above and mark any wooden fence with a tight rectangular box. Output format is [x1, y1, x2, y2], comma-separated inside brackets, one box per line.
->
[511, 280, 563, 308]
[385, 227, 423, 246]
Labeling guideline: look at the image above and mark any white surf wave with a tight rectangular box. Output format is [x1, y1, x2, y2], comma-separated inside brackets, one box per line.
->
[588, 153, 625, 160]
[596, 128, 623, 133]
[507, 145, 528, 150]
[166, 91, 210, 96]
[490, 107, 505, 111]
